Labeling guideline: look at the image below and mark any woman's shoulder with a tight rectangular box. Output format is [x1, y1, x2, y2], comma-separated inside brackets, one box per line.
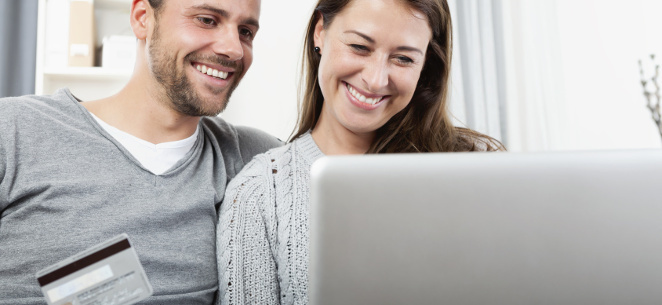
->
[225, 142, 297, 190]
[219, 141, 297, 249]
[247, 142, 296, 169]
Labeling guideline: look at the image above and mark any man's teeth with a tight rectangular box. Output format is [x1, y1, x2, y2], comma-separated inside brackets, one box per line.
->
[196, 65, 229, 80]
[347, 83, 381, 105]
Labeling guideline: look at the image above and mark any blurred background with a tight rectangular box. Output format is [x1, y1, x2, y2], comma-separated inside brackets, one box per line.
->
[3, 0, 662, 152]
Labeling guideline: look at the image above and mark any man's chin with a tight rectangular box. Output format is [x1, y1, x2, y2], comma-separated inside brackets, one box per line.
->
[199, 93, 231, 116]
[203, 103, 229, 117]
[183, 77, 238, 116]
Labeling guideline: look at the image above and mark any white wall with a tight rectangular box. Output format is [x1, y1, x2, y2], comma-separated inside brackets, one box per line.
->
[220, 0, 316, 141]
[554, 0, 662, 151]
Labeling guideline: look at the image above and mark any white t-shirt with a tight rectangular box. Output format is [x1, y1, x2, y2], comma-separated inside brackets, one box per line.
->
[91, 113, 199, 175]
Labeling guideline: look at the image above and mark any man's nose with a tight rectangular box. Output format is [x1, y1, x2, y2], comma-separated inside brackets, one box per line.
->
[212, 26, 244, 62]
[361, 56, 389, 92]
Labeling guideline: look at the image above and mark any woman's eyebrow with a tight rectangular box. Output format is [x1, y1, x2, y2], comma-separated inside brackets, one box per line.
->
[345, 30, 375, 43]
[344, 30, 423, 55]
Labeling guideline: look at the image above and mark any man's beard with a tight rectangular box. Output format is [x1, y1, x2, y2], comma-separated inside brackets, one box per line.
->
[148, 23, 244, 117]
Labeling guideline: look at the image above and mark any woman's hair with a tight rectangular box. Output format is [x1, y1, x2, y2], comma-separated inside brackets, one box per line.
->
[292, 0, 505, 152]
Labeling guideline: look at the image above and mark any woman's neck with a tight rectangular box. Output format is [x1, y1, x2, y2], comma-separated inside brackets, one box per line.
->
[310, 112, 375, 155]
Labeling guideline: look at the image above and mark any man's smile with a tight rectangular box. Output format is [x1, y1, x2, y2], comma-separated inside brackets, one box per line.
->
[194, 63, 232, 80]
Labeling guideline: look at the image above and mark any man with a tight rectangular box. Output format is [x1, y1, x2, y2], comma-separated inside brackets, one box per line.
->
[0, 0, 279, 304]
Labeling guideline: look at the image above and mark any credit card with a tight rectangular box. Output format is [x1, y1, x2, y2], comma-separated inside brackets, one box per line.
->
[36, 233, 153, 305]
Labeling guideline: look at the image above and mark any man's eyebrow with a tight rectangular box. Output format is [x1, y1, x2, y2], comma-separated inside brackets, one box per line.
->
[190, 4, 260, 29]
[344, 30, 424, 55]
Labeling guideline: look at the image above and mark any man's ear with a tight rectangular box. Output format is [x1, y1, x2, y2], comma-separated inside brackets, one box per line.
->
[130, 0, 152, 40]
[313, 13, 325, 54]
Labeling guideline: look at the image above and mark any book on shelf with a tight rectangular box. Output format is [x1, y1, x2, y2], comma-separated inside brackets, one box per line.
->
[68, 0, 96, 67]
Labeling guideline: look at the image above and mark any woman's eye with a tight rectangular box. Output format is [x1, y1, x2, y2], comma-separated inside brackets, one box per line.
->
[350, 44, 369, 52]
[197, 17, 216, 26]
[396, 55, 414, 65]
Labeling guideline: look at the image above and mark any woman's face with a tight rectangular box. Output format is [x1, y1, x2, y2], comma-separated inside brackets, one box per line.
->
[313, 0, 432, 136]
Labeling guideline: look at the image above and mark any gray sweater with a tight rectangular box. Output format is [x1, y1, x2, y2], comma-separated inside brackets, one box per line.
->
[0, 89, 282, 304]
[217, 132, 324, 305]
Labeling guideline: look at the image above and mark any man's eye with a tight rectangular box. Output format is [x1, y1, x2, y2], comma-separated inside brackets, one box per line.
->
[197, 17, 216, 26]
[240, 28, 254, 39]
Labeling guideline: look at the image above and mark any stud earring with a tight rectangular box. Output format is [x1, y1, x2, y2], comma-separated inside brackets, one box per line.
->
[314, 46, 321, 55]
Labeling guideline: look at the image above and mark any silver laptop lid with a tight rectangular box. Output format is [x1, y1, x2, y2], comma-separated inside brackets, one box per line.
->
[309, 150, 662, 305]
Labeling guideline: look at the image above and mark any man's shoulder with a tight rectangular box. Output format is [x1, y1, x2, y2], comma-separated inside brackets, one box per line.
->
[199, 116, 284, 174]
[234, 125, 284, 150]
[200, 116, 283, 148]
[0, 93, 50, 113]
[238, 140, 296, 170]
[0, 89, 76, 119]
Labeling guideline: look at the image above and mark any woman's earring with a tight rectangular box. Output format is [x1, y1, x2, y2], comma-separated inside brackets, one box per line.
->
[314, 46, 321, 55]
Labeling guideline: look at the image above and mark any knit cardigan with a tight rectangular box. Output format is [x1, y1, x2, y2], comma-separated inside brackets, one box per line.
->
[217, 132, 324, 305]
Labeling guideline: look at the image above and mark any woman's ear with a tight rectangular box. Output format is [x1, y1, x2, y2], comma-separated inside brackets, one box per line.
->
[130, 0, 151, 40]
[313, 13, 325, 54]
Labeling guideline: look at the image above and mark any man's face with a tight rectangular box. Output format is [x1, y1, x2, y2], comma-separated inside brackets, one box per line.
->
[147, 0, 261, 116]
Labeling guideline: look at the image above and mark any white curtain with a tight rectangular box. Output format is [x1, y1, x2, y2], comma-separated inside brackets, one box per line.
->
[448, 0, 507, 145]
[449, 0, 566, 152]
[498, 0, 565, 152]
[0, 0, 39, 98]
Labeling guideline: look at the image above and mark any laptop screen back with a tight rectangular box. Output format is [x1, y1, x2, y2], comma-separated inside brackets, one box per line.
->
[309, 150, 662, 305]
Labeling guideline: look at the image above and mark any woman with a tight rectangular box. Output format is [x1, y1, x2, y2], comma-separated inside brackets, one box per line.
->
[217, 0, 504, 304]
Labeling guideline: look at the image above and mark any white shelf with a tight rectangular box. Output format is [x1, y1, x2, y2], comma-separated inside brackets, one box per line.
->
[36, 0, 133, 99]
[96, 0, 131, 12]
[44, 67, 132, 80]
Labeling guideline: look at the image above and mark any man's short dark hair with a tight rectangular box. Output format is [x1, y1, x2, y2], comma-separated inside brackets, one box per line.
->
[148, 0, 164, 13]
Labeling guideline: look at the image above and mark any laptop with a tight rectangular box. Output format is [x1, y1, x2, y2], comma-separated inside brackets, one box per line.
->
[309, 149, 662, 305]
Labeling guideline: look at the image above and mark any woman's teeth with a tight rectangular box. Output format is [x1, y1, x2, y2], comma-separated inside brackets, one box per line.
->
[347, 83, 381, 105]
[196, 65, 229, 80]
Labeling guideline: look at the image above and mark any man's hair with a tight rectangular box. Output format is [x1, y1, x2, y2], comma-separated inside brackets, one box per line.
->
[148, 0, 164, 14]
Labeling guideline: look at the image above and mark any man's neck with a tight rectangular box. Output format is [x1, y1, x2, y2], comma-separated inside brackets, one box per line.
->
[81, 71, 201, 145]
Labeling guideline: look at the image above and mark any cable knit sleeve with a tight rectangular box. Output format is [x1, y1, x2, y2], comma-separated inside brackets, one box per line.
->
[217, 154, 281, 305]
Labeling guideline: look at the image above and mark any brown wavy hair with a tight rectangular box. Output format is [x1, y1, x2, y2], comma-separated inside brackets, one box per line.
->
[291, 0, 505, 152]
